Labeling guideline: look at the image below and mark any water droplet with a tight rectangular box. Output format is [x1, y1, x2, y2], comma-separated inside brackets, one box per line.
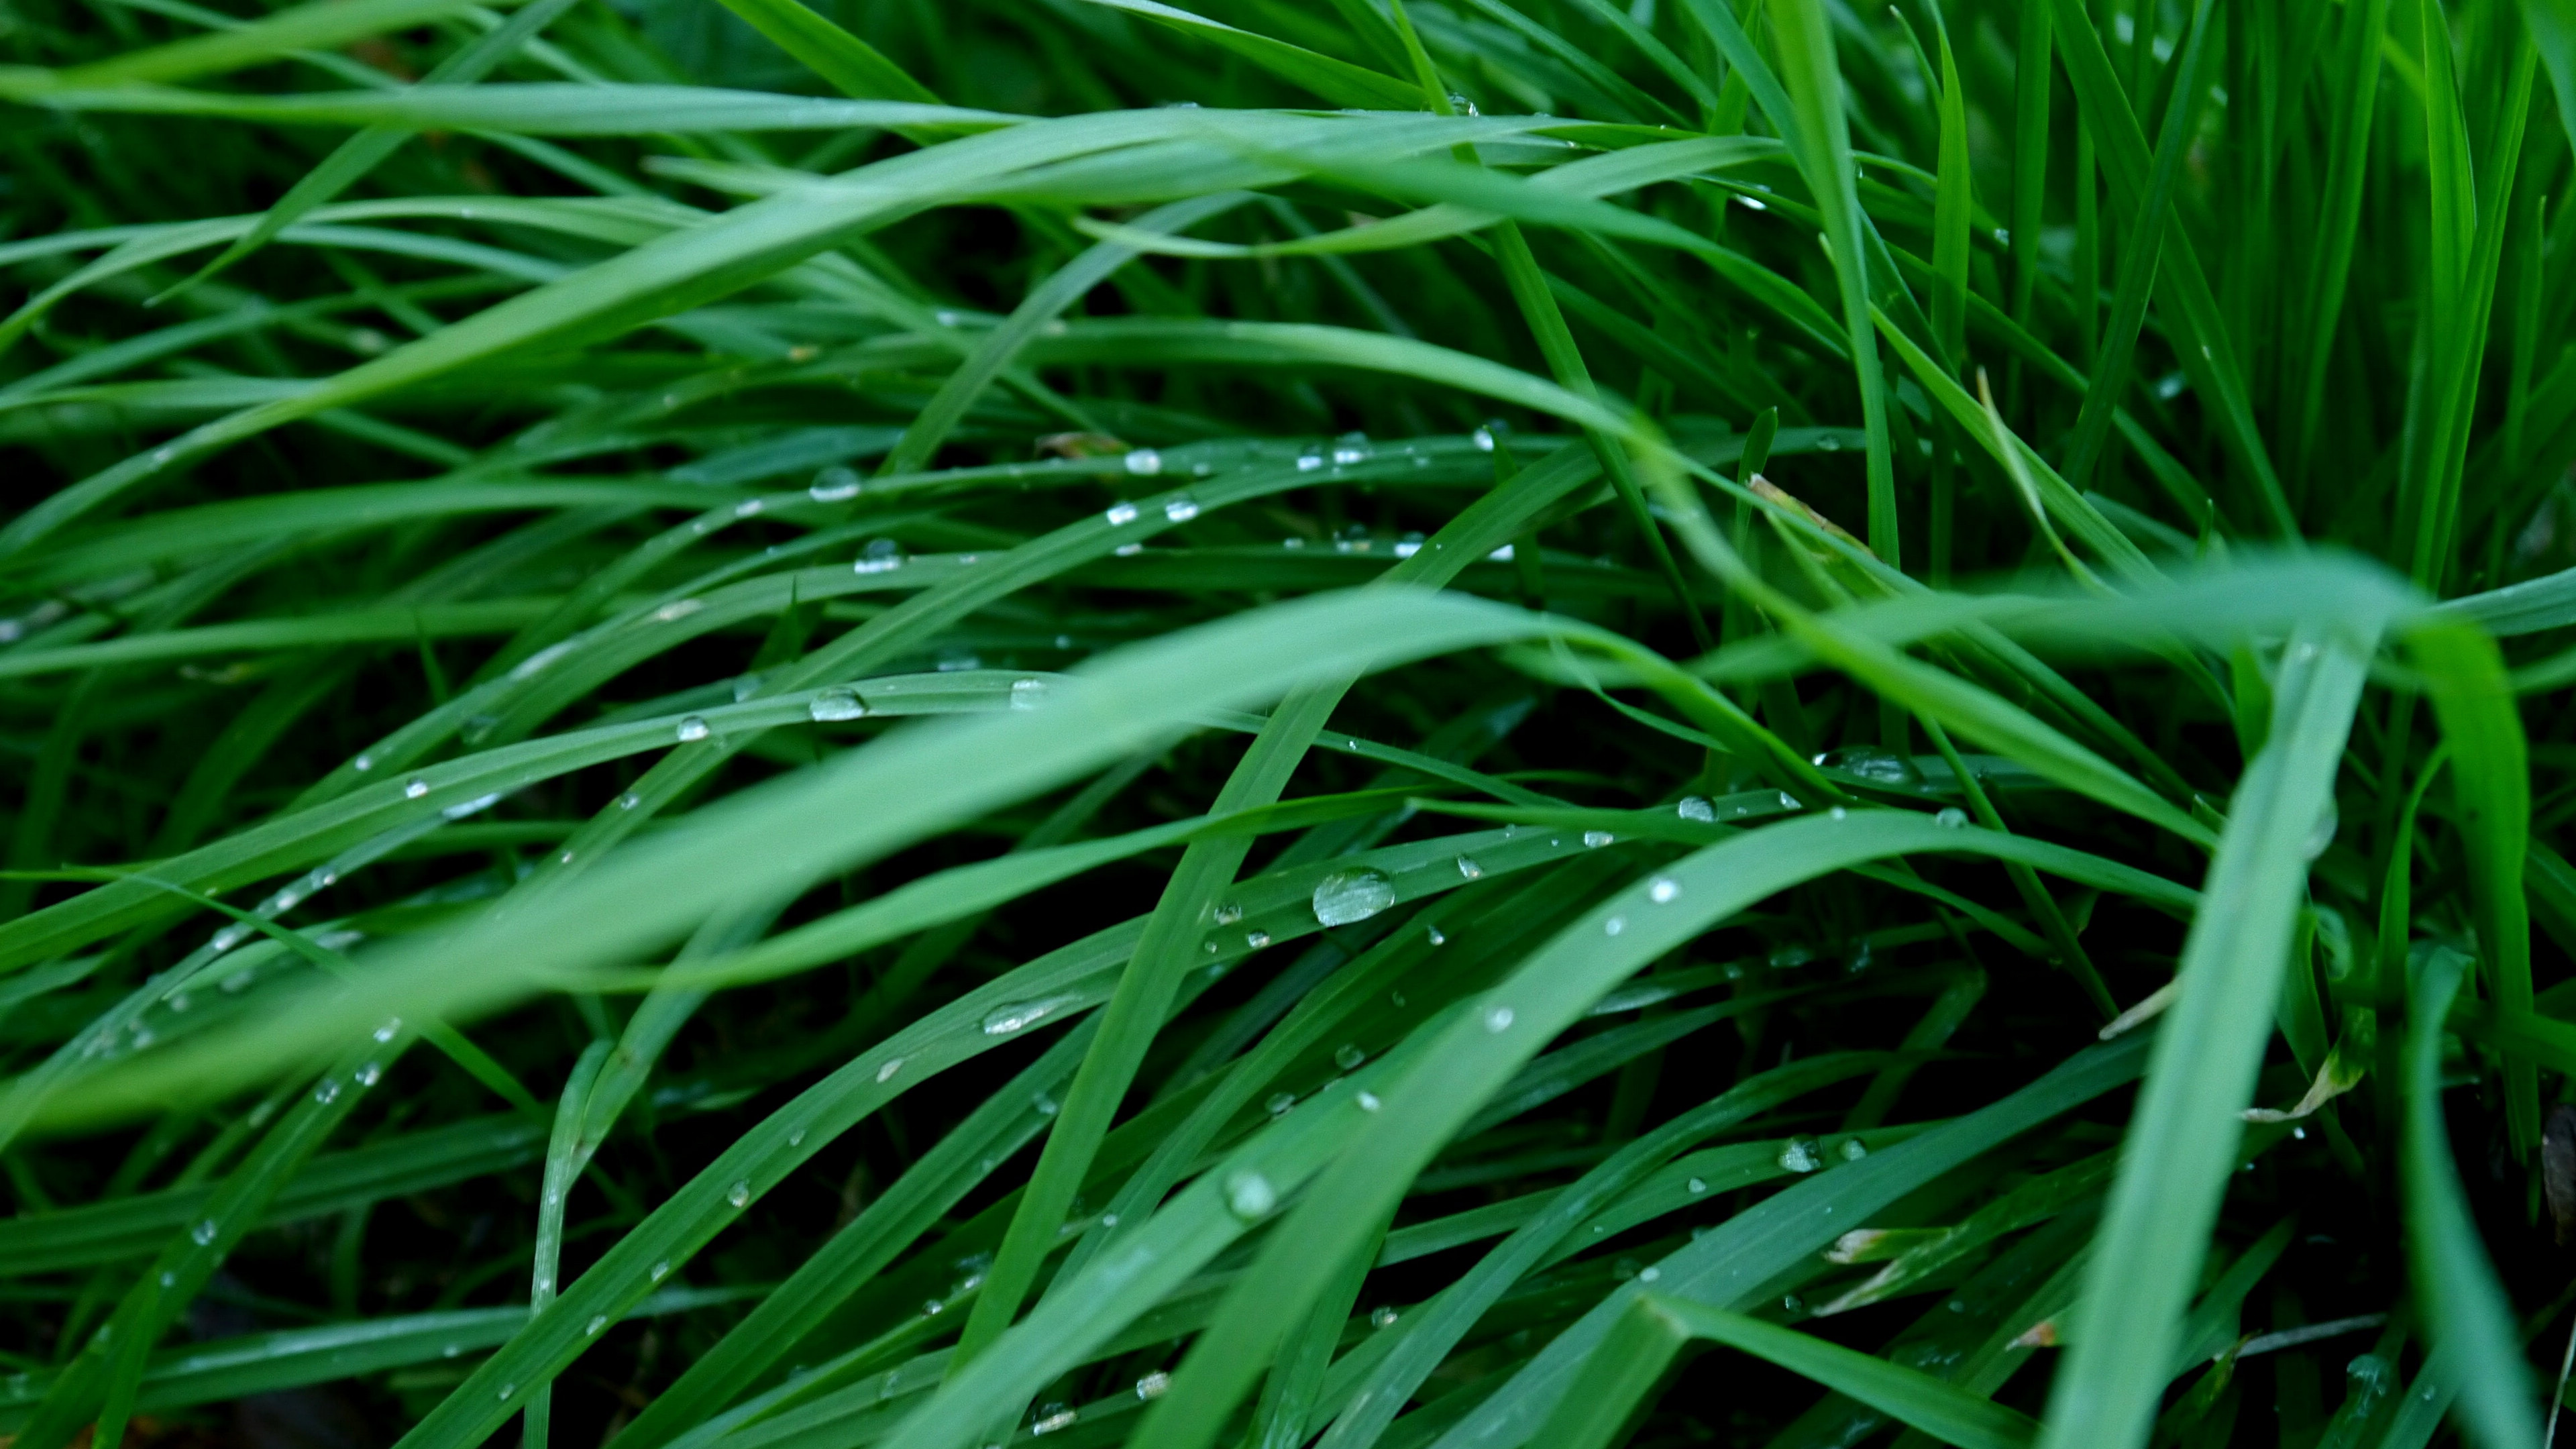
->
[1454, 854, 1484, 880]
[676, 716, 710, 742]
[1163, 494, 1199, 522]
[1371, 1305, 1400, 1328]
[192, 1219, 218, 1246]
[1115, 541, 1144, 556]
[1332, 1042, 1368, 1071]
[1356, 1091, 1382, 1112]
[733, 498, 765, 519]
[314, 1077, 341, 1105]
[160, 1271, 176, 1287]
[1839, 1137, 1868, 1161]
[653, 598, 704, 624]
[1649, 878, 1680, 904]
[789, 1128, 806, 1147]
[1032, 1406, 1077, 1435]
[1297, 453, 1324, 472]
[983, 994, 1077, 1035]
[923, 1299, 943, 1315]
[1332, 444, 1370, 467]
[498, 1383, 515, 1401]
[1011, 678, 1046, 710]
[1105, 500, 1141, 526]
[1676, 796, 1716, 822]
[374, 1017, 402, 1043]
[1485, 1006, 1515, 1033]
[1777, 1136, 1823, 1172]
[1126, 449, 1163, 477]
[1226, 1171, 1277, 1220]
[1426, 924, 1446, 947]
[1472, 425, 1497, 452]
[1638, 1267, 1660, 1283]
[1819, 435, 1843, 452]
[810, 467, 862, 501]
[810, 688, 867, 721]
[2304, 799, 2339, 861]
[1136, 1371, 1171, 1401]
[1246, 930, 1271, 949]
[353, 753, 374, 773]
[1686, 1176, 1707, 1193]
[727, 1180, 751, 1208]
[1032, 1092, 1059, 1116]
[1777, 791, 1800, 809]
[651, 1260, 670, 1281]
[1935, 807, 1968, 828]
[1582, 830, 1615, 848]
[355, 1062, 380, 1087]
[876, 1057, 904, 1083]
[1782, 1294, 1805, 1313]
[1312, 866, 1395, 926]
[1210, 902, 1246, 928]
[1828, 806, 1848, 820]
[1819, 746, 1921, 786]
[405, 777, 429, 799]
[587, 1315, 608, 1335]
[1267, 1092, 1297, 1117]
[853, 538, 905, 574]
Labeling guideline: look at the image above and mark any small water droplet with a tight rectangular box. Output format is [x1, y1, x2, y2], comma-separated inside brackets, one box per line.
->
[1226, 1171, 1277, 1220]
[853, 538, 905, 574]
[1010, 677, 1047, 710]
[1126, 449, 1163, 477]
[1105, 500, 1141, 526]
[810, 688, 867, 721]
[374, 1017, 402, 1042]
[1777, 1136, 1823, 1172]
[1032, 1092, 1059, 1116]
[1485, 1006, 1515, 1033]
[676, 716, 710, 742]
[810, 467, 862, 502]
[314, 1077, 341, 1105]
[727, 1180, 751, 1208]
[1687, 1176, 1707, 1193]
[1115, 541, 1144, 556]
[1935, 807, 1968, 828]
[1312, 866, 1395, 926]
[1778, 791, 1799, 809]
[160, 1271, 176, 1287]
[1136, 1371, 1171, 1401]
[654, 598, 704, 623]
[1297, 453, 1324, 472]
[923, 1299, 943, 1315]
[1782, 1294, 1805, 1313]
[405, 777, 429, 799]
[1603, 916, 1625, 936]
[876, 1057, 904, 1083]
[1472, 425, 1496, 452]
[1839, 1137, 1868, 1161]
[193, 1219, 219, 1246]
[1163, 494, 1199, 522]
[1267, 1092, 1296, 1117]
[1032, 1406, 1077, 1435]
[1639, 1267, 1660, 1283]
[1334, 1042, 1366, 1071]
[618, 792, 642, 810]
[1246, 930, 1271, 949]
[1676, 796, 1715, 822]
[1356, 1091, 1382, 1112]
[587, 1315, 608, 1335]
[1426, 924, 1446, 946]
[1454, 853, 1484, 880]
[498, 1383, 515, 1401]
[1582, 830, 1614, 848]
[1649, 878, 1680, 904]
[651, 1260, 671, 1281]
[1819, 435, 1843, 452]
[1371, 1305, 1401, 1328]
[355, 1062, 380, 1087]
[1212, 902, 1245, 926]
[1828, 806, 1848, 820]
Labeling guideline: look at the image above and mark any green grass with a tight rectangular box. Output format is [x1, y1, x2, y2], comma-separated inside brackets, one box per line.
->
[1, 0, 2573, 1444]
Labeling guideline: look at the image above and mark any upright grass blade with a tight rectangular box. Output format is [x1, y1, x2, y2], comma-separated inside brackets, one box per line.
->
[2036, 625, 2375, 1449]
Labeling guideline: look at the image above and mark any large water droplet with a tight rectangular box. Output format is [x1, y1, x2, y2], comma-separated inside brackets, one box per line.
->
[1371, 1305, 1400, 1328]
[1225, 1171, 1277, 1220]
[1820, 747, 1921, 786]
[983, 994, 1077, 1035]
[727, 1180, 751, 1208]
[1011, 678, 1046, 710]
[1312, 867, 1395, 926]
[1676, 796, 1715, 823]
[1454, 854, 1483, 879]
[1246, 930, 1271, 949]
[676, 716, 710, 742]
[810, 688, 866, 721]
[1777, 1136, 1823, 1172]
[877, 1057, 904, 1083]
[1266, 1092, 1296, 1118]
[1935, 806, 1968, 828]
[810, 467, 862, 502]
[1213, 902, 1244, 926]
[1125, 449, 1163, 477]
[1104, 501, 1141, 526]
[192, 1219, 219, 1246]
[1582, 830, 1614, 848]
[1485, 1005, 1515, 1033]
[1335, 1043, 1366, 1070]
[1163, 494, 1199, 522]
[405, 777, 429, 799]
[1135, 1371, 1171, 1401]
[1472, 425, 1496, 452]
[853, 538, 905, 574]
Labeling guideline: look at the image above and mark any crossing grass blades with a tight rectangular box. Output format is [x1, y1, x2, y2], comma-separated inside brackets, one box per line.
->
[5, 0, 2576, 1444]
